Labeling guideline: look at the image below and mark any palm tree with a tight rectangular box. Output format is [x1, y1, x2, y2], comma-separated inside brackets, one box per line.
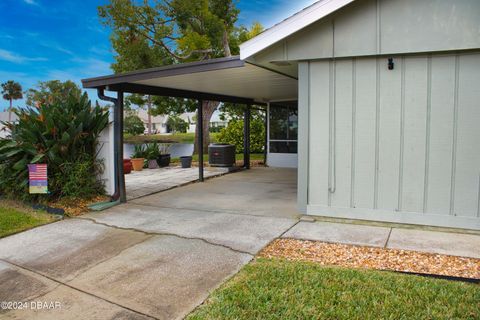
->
[1, 80, 23, 122]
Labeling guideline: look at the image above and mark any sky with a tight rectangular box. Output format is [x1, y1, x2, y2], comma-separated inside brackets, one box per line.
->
[0, 0, 316, 109]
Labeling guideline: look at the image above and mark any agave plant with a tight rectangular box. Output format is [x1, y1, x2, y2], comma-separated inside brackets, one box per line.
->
[145, 142, 161, 160]
[0, 92, 109, 199]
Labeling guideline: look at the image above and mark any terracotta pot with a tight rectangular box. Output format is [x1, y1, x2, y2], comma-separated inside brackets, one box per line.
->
[131, 158, 144, 171]
[148, 159, 159, 169]
[123, 159, 132, 174]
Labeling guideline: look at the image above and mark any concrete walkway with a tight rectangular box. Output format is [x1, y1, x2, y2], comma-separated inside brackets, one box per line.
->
[284, 221, 480, 258]
[125, 166, 227, 200]
[0, 167, 479, 319]
[0, 168, 298, 319]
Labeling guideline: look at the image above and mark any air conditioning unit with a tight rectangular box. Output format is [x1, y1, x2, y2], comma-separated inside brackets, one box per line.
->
[208, 143, 236, 167]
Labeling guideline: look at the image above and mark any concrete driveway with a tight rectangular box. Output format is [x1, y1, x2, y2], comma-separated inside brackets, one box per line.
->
[0, 168, 299, 320]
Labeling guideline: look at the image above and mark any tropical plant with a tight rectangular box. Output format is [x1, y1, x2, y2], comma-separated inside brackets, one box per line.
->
[124, 113, 145, 135]
[217, 118, 265, 153]
[145, 142, 161, 160]
[132, 144, 147, 159]
[158, 143, 171, 155]
[1, 80, 23, 122]
[0, 92, 109, 200]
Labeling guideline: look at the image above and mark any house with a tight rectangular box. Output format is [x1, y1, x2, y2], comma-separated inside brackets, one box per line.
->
[134, 109, 168, 134]
[0, 112, 18, 138]
[132, 109, 227, 134]
[83, 0, 480, 230]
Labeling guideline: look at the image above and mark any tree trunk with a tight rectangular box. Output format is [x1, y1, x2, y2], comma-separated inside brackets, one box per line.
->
[222, 29, 231, 57]
[147, 95, 152, 135]
[194, 100, 219, 154]
[8, 99, 12, 122]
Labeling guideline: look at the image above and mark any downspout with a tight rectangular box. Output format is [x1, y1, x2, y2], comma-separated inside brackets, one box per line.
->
[97, 88, 120, 201]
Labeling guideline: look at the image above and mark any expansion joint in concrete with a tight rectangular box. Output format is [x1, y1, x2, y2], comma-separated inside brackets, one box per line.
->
[0, 258, 159, 320]
[74, 217, 254, 256]
[384, 227, 393, 248]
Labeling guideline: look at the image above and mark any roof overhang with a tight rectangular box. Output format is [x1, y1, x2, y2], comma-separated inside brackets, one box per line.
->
[82, 56, 297, 104]
[240, 0, 356, 60]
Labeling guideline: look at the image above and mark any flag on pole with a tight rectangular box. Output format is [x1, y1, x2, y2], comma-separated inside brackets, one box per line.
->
[28, 164, 48, 194]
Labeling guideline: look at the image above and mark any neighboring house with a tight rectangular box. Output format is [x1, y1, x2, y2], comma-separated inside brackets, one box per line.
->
[134, 109, 228, 134]
[84, 0, 480, 230]
[0, 112, 18, 138]
[134, 109, 169, 134]
[178, 112, 196, 133]
[180, 111, 229, 133]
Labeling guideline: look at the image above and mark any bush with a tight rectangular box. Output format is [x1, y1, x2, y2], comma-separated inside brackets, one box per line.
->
[166, 114, 188, 133]
[0, 92, 109, 200]
[217, 118, 265, 153]
[124, 113, 145, 135]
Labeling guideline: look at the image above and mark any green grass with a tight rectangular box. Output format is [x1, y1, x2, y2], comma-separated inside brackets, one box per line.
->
[171, 153, 264, 163]
[0, 201, 56, 238]
[188, 258, 480, 320]
[124, 132, 220, 144]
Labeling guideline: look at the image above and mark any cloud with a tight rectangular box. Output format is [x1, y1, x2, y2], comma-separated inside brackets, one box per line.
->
[0, 49, 47, 64]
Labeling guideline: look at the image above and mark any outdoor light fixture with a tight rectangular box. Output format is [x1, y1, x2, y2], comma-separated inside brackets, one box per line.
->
[388, 58, 394, 70]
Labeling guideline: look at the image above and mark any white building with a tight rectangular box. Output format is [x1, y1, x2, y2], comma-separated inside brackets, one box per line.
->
[0, 112, 18, 138]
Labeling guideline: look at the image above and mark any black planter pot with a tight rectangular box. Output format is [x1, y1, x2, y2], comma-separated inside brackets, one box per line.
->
[157, 154, 171, 167]
[180, 156, 192, 168]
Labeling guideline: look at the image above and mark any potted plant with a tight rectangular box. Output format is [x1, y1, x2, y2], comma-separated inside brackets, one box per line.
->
[123, 159, 132, 174]
[145, 142, 160, 169]
[131, 144, 146, 171]
[157, 143, 171, 167]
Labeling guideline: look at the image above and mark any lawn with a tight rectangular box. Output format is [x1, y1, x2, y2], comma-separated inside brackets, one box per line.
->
[0, 201, 56, 238]
[171, 153, 264, 163]
[124, 132, 220, 144]
[188, 258, 480, 320]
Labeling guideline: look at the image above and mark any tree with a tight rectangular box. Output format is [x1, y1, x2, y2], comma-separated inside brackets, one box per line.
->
[166, 114, 188, 133]
[26, 80, 82, 107]
[125, 94, 154, 134]
[98, 0, 260, 153]
[1, 80, 23, 122]
[124, 112, 145, 135]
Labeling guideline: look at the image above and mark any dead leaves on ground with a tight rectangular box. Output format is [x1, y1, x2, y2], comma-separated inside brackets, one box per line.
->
[260, 238, 480, 279]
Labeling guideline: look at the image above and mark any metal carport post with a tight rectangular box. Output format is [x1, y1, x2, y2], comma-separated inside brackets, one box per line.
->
[244, 104, 251, 169]
[197, 99, 204, 182]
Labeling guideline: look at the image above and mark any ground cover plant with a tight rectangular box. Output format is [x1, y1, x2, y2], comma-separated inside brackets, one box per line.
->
[188, 258, 480, 320]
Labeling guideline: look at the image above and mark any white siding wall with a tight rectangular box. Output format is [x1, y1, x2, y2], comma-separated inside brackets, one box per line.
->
[97, 119, 115, 196]
[303, 52, 480, 230]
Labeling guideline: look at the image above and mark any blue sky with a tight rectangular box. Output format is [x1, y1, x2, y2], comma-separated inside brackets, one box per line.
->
[0, 0, 316, 109]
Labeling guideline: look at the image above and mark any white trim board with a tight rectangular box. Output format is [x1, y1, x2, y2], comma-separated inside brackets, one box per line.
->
[307, 205, 480, 230]
[240, 0, 356, 60]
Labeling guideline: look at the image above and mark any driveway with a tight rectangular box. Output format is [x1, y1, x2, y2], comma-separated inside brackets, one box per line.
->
[0, 168, 299, 320]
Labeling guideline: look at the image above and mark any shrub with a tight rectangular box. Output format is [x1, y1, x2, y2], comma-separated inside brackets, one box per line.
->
[0, 92, 109, 200]
[166, 114, 188, 133]
[217, 118, 265, 153]
[124, 113, 145, 135]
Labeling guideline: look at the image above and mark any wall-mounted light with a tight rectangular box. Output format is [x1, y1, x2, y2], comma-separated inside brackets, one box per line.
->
[388, 58, 394, 70]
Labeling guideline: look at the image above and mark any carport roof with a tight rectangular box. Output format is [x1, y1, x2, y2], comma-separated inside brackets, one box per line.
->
[82, 56, 298, 104]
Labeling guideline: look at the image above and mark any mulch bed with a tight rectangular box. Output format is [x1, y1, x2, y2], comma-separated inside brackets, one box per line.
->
[50, 195, 110, 216]
[259, 238, 480, 279]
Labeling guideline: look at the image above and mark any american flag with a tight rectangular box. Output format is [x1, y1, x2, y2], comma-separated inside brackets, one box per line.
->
[28, 164, 47, 180]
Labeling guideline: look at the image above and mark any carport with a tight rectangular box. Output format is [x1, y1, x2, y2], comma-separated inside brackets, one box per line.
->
[82, 56, 298, 203]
